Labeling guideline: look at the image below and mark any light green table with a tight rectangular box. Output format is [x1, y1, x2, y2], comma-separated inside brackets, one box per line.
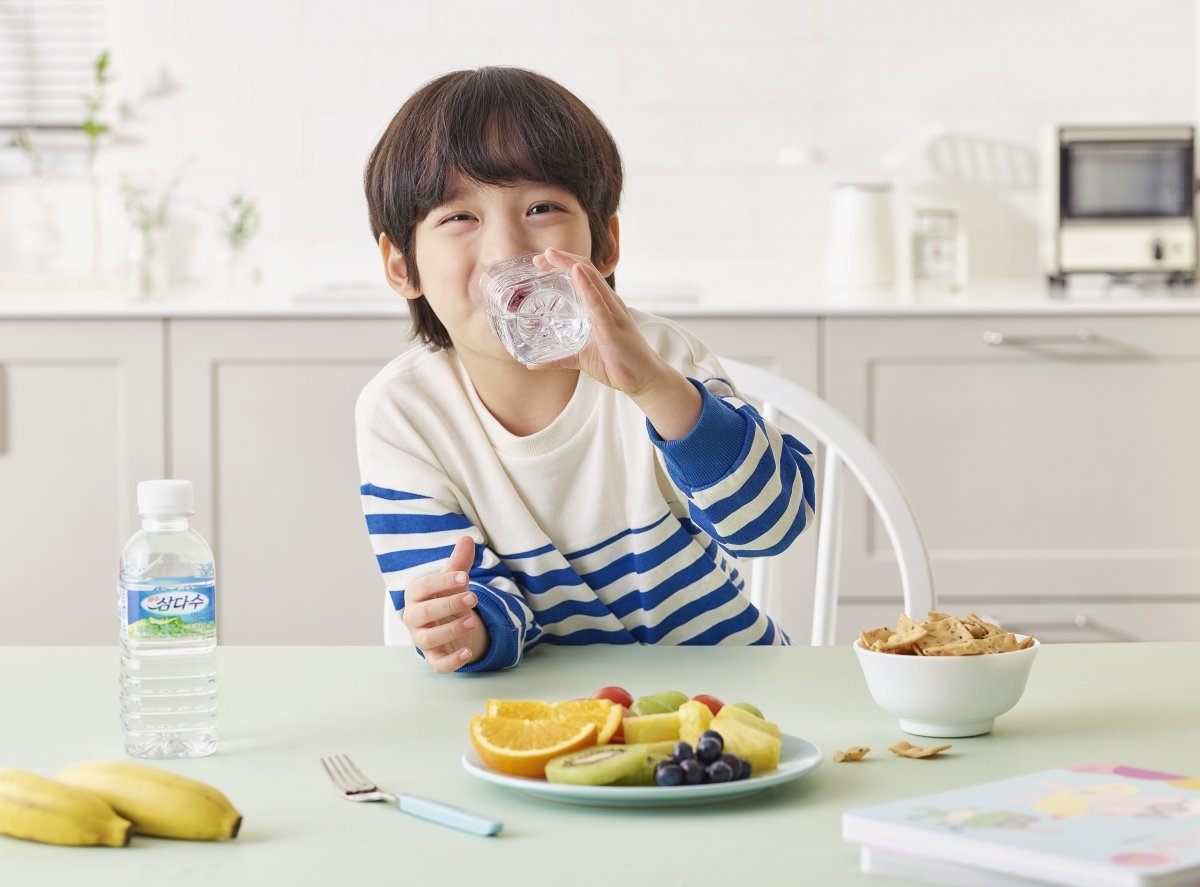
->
[2, 643, 1198, 885]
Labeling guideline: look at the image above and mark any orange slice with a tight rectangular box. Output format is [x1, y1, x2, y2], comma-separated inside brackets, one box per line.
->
[469, 716, 598, 778]
[485, 698, 622, 744]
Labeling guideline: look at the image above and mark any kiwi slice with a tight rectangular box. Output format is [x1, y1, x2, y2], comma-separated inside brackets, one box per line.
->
[610, 742, 677, 786]
[545, 744, 653, 786]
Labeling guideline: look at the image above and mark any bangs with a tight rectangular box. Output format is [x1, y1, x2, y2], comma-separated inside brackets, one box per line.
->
[412, 69, 612, 218]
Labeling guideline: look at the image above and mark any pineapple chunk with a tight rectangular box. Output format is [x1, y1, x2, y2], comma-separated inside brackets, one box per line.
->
[712, 703, 782, 738]
[710, 719, 782, 774]
[621, 711, 680, 744]
[677, 700, 714, 747]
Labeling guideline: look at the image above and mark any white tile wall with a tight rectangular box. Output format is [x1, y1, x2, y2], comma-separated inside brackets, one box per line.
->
[1, 0, 1195, 298]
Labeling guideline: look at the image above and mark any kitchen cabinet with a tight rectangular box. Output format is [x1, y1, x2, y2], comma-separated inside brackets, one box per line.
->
[169, 319, 411, 644]
[824, 315, 1200, 644]
[5, 307, 1198, 645]
[0, 320, 164, 644]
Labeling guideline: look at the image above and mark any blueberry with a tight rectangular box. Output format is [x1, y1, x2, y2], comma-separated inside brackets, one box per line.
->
[700, 730, 725, 752]
[696, 736, 722, 764]
[719, 753, 740, 771]
[654, 761, 685, 787]
[737, 758, 753, 781]
[706, 760, 735, 783]
[672, 741, 695, 762]
[679, 759, 705, 785]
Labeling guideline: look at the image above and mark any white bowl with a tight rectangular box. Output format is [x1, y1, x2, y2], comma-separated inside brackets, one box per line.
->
[852, 636, 1040, 737]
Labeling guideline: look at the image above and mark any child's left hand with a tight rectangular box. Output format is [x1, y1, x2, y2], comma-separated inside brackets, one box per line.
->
[531, 247, 702, 440]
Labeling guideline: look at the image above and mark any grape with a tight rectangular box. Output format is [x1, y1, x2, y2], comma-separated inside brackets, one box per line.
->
[706, 760, 735, 783]
[696, 730, 724, 764]
[718, 753, 740, 771]
[737, 758, 753, 781]
[654, 761, 685, 787]
[679, 759, 705, 785]
[672, 742, 695, 762]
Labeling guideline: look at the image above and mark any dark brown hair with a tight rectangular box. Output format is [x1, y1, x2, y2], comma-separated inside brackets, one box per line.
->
[364, 67, 624, 349]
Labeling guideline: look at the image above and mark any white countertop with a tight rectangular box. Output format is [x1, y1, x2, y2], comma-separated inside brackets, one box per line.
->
[3, 275, 1200, 318]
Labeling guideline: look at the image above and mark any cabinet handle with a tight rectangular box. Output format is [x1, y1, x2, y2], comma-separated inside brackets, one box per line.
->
[983, 329, 1095, 346]
[1000, 615, 1134, 642]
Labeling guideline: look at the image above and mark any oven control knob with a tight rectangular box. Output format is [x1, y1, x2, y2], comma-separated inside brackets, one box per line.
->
[1153, 239, 1165, 261]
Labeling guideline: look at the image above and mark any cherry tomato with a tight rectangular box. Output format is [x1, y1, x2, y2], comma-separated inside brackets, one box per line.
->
[691, 694, 725, 716]
[592, 685, 634, 708]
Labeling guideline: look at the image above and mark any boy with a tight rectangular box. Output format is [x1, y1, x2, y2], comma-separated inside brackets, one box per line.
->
[357, 67, 815, 673]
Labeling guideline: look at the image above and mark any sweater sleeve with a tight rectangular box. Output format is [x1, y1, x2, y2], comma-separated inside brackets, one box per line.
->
[359, 482, 542, 671]
[633, 312, 817, 559]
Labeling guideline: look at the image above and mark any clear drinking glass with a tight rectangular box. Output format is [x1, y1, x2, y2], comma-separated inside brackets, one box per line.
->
[478, 253, 591, 365]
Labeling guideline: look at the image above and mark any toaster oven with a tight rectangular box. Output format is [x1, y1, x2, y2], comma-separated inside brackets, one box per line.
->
[1041, 125, 1197, 285]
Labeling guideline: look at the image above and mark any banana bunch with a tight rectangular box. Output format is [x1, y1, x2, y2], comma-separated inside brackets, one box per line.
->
[57, 761, 242, 840]
[0, 761, 241, 847]
[0, 768, 132, 847]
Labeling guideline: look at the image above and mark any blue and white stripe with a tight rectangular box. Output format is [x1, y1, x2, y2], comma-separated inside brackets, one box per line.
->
[359, 379, 814, 670]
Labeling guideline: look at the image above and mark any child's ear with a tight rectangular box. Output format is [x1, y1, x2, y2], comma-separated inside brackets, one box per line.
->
[378, 233, 421, 300]
[596, 214, 620, 277]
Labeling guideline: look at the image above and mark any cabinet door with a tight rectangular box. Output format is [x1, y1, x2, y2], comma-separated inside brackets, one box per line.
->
[825, 315, 1200, 641]
[0, 320, 165, 644]
[664, 316, 822, 641]
[169, 319, 412, 644]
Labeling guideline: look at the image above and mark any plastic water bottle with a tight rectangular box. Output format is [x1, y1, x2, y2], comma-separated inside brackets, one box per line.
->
[118, 479, 217, 758]
[478, 253, 591, 365]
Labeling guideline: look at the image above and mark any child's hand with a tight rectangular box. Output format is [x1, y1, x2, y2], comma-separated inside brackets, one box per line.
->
[401, 535, 490, 673]
[532, 247, 701, 440]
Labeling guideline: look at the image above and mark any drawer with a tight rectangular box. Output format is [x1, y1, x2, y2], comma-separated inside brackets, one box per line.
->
[835, 599, 1200, 645]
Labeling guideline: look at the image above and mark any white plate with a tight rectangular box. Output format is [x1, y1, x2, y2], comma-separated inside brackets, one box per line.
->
[461, 733, 822, 808]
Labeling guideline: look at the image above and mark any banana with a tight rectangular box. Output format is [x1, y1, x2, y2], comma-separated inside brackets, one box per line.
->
[0, 768, 131, 847]
[56, 761, 241, 841]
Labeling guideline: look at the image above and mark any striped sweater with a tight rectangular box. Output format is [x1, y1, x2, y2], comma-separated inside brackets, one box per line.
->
[355, 309, 816, 670]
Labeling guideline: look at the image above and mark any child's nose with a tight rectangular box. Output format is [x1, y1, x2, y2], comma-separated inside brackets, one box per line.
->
[481, 226, 539, 269]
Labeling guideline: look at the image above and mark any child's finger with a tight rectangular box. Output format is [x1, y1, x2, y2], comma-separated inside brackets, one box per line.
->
[416, 611, 478, 650]
[570, 261, 618, 324]
[426, 645, 473, 674]
[408, 586, 475, 628]
[446, 535, 475, 574]
[541, 246, 590, 268]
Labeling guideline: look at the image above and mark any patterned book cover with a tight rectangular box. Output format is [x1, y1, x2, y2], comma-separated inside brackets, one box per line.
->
[843, 763, 1200, 887]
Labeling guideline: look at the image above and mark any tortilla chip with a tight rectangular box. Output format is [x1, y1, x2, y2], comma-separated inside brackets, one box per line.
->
[862, 612, 1035, 656]
[889, 740, 952, 758]
[833, 746, 870, 762]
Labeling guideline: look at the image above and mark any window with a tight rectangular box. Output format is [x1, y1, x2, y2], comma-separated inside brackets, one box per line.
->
[0, 0, 108, 131]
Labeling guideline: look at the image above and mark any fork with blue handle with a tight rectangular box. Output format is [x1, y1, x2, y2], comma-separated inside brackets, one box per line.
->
[321, 754, 503, 837]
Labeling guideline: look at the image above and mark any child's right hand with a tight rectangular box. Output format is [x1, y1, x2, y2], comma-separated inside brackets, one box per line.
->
[401, 535, 490, 673]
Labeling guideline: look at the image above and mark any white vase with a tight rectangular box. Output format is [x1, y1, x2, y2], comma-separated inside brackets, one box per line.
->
[126, 227, 169, 299]
[825, 183, 896, 293]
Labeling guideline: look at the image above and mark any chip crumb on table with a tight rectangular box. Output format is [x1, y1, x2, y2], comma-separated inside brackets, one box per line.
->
[889, 740, 952, 759]
[859, 611, 1036, 656]
[833, 746, 870, 763]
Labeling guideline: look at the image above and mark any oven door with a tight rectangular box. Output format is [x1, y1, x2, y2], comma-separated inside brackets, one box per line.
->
[1061, 132, 1194, 221]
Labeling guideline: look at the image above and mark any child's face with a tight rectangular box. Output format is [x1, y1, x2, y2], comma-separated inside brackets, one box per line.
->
[391, 175, 611, 364]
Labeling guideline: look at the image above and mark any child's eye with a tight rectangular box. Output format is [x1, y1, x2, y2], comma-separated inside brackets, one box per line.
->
[528, 203, 559, 216]
[439, 212, 474, 225]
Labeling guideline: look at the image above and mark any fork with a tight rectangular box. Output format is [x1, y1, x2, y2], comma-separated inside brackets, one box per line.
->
[320, 754, 503, 837]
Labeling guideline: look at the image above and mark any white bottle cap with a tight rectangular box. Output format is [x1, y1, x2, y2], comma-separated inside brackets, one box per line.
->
[137, 479, 195, 516]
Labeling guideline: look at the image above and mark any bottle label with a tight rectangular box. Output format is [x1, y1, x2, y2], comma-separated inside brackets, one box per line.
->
[124, 584, 216, 640]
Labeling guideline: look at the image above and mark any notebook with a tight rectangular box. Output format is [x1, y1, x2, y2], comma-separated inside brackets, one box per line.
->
[843, 763, 1200, 887]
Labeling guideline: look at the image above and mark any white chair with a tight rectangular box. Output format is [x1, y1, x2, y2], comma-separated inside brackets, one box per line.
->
[720, 358, 936, 645]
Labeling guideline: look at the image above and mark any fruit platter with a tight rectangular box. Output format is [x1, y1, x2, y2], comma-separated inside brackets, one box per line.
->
[462, 687, 822, 808]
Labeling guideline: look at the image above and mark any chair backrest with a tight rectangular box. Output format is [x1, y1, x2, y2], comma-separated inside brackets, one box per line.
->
[720, 358, 936, 645]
